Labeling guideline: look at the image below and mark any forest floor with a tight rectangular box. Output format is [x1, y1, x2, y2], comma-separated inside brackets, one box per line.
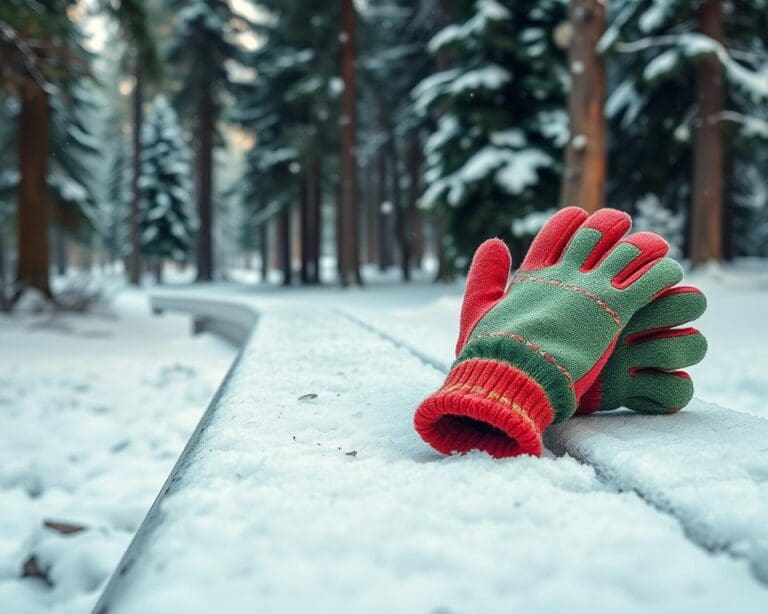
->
[0, 259, 766, 612]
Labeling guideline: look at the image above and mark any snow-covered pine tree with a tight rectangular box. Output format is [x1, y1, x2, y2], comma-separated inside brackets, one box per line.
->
[166, 0, 242, 281]
[233, 0, 341, 285]
[413, 0, 568, 268]
[359, 0, 440, 280]
[601, 0, 768, 260]
[138, 97, 196, 279]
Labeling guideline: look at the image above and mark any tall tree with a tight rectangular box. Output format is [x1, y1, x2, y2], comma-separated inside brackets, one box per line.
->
[138, 97, 196, 282]
[167, 0, 241, 282]
[600, 0, 768, 262]
[339, 0, 362, 285]
[414, 0, 568, 269]
[360, 0, 439, 281]
[561, 0, 607, 212]
[689, 0, 724, 265]
[0, 0, 155, 302]
[233, 0, 340, 286]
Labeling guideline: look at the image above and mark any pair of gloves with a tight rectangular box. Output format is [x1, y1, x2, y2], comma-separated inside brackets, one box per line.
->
[414, 207, 707, 458]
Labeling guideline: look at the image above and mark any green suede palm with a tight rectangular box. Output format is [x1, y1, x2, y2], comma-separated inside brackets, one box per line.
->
[578, 286, 707, 414]
[459, 207, 684, 424]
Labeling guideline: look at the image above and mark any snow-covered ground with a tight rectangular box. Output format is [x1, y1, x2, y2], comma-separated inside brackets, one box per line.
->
[0, 291, 235, 613]
[1, 260, 766, 612]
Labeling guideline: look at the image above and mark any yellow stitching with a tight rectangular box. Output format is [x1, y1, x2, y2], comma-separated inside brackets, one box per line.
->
[436, 382, 541, 430]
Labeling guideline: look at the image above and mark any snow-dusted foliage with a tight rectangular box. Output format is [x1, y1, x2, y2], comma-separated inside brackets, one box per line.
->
[232, 0, 340, 235]
[602, 0, 768, 238]
[139, 97, 196, 262]
[414, 0, 567, 264]
[633, 194, 684, 259]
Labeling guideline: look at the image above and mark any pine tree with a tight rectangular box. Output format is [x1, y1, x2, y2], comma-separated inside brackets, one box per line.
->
[167, 0, 242, 282]
[138, 97, 196, 280]
[0, 0, 156, 303]
[233, 0, 341, 285]
[360, 0, 440, 280]
[601, 0, 768, 263]
[414, 0, 568, 269]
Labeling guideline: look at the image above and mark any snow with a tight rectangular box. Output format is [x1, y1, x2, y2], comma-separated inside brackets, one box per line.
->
[3, 261, 768, 612]
[0, 290, 235, 612]
[95, 289, 768, 613]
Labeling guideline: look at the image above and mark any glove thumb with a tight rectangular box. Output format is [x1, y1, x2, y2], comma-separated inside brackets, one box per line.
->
[456, 238, 511, 356]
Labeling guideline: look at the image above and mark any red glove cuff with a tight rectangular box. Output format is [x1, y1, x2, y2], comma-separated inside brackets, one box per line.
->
[414, 359, 555, 458]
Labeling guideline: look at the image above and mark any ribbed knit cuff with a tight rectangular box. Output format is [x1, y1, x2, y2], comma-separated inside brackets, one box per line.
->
[414, 358, 555, 458]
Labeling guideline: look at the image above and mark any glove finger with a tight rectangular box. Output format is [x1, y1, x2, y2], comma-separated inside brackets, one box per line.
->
[628, 330, 708, 370]
[456, 238, 511, 356]
[563, 209, 633, 271]
[626, 369, 694, 414]
[617, 256, 684, 304]
[624, 287, 706, 335]
[600, 232, 670, 286]
[520, 206, 587, 270]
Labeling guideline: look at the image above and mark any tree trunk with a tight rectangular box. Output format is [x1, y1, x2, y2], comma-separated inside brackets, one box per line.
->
[561, 0, 607, 212]
[279, 206, 292, 286]
[128, 64, 143, 286]
[308, 153, 322, 284]
[377, 150, 393, 271]
[407, 132, 423, 271]
[690, 0, 724, 266]
[0, 224, 7, 303]
[386, 130, 411, 282]
[433, 0, 455, 282]
[196, 82, 215, 281]
[434, 211, 454, 282]
[15, 83, 52, 300]
[52, 225, 68, 276]
[259, 223, 269, 283]
[339, 0, 362, 286]
[154, 258, 163, 284]
[300, 172, 310, 284]
[365, 159, 379, 265]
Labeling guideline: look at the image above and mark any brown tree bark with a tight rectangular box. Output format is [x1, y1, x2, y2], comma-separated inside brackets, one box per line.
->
[128, 65, 143, 286]
[690, 0, 724, 266]
[339, 0, 362, 286]
[561, 0, 607, 212]
[15, 82, 52, 300]
[196, 82, 215, 281]
[278, 206, 292, 285]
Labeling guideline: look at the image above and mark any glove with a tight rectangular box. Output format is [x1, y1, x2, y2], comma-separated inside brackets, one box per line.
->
[578, 285, 707, 414]
[413, 207, 684, 458]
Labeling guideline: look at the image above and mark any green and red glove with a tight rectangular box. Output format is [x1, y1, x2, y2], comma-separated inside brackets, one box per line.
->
[414, 207, 688, 458]
[578, 284, 707, 414]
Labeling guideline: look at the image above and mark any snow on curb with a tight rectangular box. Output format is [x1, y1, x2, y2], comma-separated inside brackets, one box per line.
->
[546, 401, 768, 583]
[95, 302, 768, 613]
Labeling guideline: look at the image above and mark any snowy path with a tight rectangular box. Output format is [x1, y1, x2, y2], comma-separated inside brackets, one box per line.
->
[96, 296, 768, 613]
[0, 292, 235, 613]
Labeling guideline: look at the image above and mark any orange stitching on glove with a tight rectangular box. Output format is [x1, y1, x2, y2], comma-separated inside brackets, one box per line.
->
[509, 276, 622, 327]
